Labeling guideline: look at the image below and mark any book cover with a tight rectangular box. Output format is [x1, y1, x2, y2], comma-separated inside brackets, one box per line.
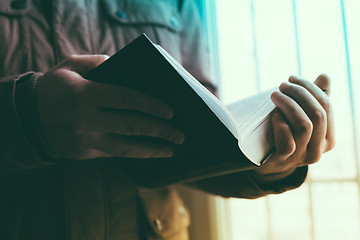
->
[86, 34, 272, 188]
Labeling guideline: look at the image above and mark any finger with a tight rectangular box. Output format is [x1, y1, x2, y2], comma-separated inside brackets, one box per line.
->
[90, 109, 185, 144]
[271, 109, 296, 157]
[289, 75, 330, 107]
[288, 76, 335, 150]
[314, 74, 331, 96]
[64, 55, 109, 76]
[86, 83, 174, 119]
[279, 82, 327, 153]
[76, 148, 113, 160]
[90, 133, 175, 158]
[271, 91, 313, 145]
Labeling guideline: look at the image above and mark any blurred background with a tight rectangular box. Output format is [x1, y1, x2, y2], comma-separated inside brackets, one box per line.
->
[181, 0, 360, 239]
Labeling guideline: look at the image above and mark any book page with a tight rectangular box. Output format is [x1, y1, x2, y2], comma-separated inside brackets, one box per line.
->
[155, 44, 238, 139]
[155, 43, 275, 166]
[226, 89, 276, 165]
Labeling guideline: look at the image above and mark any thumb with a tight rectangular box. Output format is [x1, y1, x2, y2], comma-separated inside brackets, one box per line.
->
[65, 54, 109, 76]
[314, 74, 331, 96]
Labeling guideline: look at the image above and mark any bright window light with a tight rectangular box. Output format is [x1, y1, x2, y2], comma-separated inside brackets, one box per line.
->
[212, 0, 360, 239]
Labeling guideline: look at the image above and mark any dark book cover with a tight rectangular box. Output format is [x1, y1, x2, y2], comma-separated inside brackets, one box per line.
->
[86, 34, 258, 188]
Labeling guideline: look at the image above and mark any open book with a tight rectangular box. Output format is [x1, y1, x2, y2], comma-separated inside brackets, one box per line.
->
[86, 34, 276, 188]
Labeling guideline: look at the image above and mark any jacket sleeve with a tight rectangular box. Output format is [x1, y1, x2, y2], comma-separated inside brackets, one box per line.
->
[0, 73, 59, 175]
[187, 167, 308, 199]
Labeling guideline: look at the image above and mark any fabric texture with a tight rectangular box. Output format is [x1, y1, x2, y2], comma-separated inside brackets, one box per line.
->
[0, 0, 308, 239]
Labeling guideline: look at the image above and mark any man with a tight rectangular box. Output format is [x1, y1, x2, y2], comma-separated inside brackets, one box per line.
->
[0, 0, 334, 239]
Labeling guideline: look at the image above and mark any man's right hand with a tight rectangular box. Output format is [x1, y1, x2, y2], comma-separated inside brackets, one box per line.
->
[37, 55, 184, 160]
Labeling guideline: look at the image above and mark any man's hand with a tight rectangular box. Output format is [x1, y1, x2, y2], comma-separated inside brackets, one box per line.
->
[37, 55, 184, 160]
[255, 74, 335, 175]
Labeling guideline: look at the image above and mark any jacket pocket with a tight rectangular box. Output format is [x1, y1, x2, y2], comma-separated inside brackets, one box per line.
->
[101, 0, 183, 61]
[102, 0, 183, 32]
[0, 203, 24, 240]
[138, 187, 190, 240]
[0, 0, 30, 16]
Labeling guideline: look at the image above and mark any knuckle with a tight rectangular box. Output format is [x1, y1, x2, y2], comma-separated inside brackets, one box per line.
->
[320, 98, 331, 112]
[278, 140, 296, 156]
[326, 139, 336, 151]
[312, 108, 327, 123]
[297, 119, 313, 134]
[285, 141, 296, 155]
[296, 85, 307, 95]
[304, 145, 323, 165]
[306, 153, 321, 165]
[287, 83, 307, 96]
[274, 122, 296, 156]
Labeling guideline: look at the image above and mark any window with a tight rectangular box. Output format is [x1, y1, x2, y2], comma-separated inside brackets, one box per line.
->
[208, 0, 360, 239]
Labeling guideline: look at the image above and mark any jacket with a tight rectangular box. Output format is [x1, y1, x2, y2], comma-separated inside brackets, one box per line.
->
[0, 0, 308, 239]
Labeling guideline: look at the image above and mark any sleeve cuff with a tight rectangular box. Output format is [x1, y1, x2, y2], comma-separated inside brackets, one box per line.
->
[14, 72, 60, 161]
[248, 166, 308, 194]
[249, 168, 297, 183]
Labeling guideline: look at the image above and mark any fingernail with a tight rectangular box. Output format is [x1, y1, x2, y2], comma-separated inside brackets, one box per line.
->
[271, 91, 280, 99]
[163, 147, 174, 157]
[279, 82, 290, 91]
[170, 133, 185, 145]
[161, 109, 174, 120]
[289, 75, 298, 82]
[270, 91, 283, 102]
